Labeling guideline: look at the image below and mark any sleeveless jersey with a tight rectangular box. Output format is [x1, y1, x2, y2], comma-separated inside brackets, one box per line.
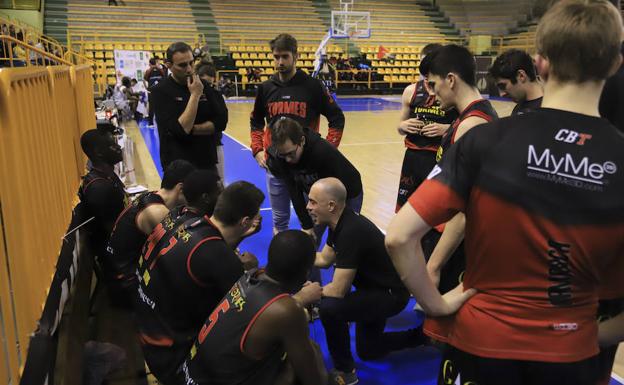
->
[436, 99, 498, 163]
[178, 270, 289, 385]
[105, 191, 165, 284]
[405, 81, 458, 151]
[136, 214, 224, 349]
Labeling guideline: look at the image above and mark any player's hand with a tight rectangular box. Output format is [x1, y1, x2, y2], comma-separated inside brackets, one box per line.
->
[187, 74, 204, 96]
[398, 118, 424, 135]
[302, 227, 317, 244]
[441, 283, 476, 315]
[421, 123, 450, 137]
[293, 281, 322, 307]
[254, 150, 267, 169]
[426, 263, 441, 288]
[238, 251, 259, 270]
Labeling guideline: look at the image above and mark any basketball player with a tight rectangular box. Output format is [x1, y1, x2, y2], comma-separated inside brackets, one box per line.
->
[386, 2, 624, 384]
[104, 160, 196, 308]
[309, 178, 425, 385]
[396, 43, 457, 213]
[78, 129, 127, 259]
[416, 45, 497, 357]
[488, 49, 543, 115]
[135, 180, 263, 383]
[250, 33, 345, 235]
[175, 230, 327, 385]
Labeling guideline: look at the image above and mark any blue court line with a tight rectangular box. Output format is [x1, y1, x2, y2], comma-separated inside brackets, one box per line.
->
[137, 98, 624, 385]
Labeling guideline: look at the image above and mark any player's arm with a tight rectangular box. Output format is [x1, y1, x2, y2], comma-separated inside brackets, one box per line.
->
[322, 268, 356, 299]
[136, 204, 170, 235]
[454, 116, 488, 141]
[318, 81, 345, 147]
[274, 298, 327, 385]
[315, 244, 337, 268]
[598, 310, 624, 347]
[398, 84, 425, 135]
[250, 84, 267, 166]
[143, 67, 152, 82]
[427, 212, 465, 287]
[386, 203, 474, 316]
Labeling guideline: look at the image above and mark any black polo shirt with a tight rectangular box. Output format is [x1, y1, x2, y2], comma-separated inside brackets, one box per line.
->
[326, 208, 405, 291]
[151, 75, 228, 169]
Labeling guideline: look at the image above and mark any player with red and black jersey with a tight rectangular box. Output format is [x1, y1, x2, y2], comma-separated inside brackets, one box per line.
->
[250, 33, 345, 236]
[78, 129, 128, 260]
[396, 43, 458, 212]
[411, 46, 497, 354]
[135, 181, 263, 384]
[104, 160, 197, 307]
[175, 231, 327, 385]
[386, 2, 624, 384]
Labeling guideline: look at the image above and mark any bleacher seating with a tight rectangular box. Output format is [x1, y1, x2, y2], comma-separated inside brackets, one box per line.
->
[209, 0, 327, 47]
[436, 0, 535, 36]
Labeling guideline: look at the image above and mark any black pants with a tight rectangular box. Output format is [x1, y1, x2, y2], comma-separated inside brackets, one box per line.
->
[320, 287, 424, 372]
[396, 149, 437, 211]
[438, 346, 599, 385]
[147, 92, 155, 124]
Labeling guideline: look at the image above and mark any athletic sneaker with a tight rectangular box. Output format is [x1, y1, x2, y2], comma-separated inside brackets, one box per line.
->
[329, 369, 359, 385]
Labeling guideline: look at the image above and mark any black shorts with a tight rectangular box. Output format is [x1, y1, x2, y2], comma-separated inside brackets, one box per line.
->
[595, 298, 624, 385]
[438, 346, 599, 385]
[396, 149, 437, 211]
[422, 231, 466, 295]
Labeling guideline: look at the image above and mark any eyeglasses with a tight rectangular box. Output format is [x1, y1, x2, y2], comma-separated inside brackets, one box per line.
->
[277, 144, 300, 159]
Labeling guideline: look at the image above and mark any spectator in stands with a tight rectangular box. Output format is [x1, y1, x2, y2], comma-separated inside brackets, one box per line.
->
[219, 76, 235, 97]
[488, 49, 543, 115]
[0, 24, 8, 67]
[196, 63, 227, 182]
[12, 41, 26, 67]
[151, 41, 228, 171]
[78, 129, 127, 261]
[144, 57, 167, 126]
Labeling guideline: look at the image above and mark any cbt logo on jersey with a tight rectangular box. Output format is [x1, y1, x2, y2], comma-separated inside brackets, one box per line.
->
[554, 129, 592, 145]
[526, 144, 617, 190]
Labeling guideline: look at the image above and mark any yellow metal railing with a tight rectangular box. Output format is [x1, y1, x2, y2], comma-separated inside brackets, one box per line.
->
[0, 63, 95, 383]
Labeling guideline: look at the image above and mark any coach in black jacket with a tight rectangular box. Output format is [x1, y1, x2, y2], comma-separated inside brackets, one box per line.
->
[268, 117, 362, 240]
[152, 42, 228, 170]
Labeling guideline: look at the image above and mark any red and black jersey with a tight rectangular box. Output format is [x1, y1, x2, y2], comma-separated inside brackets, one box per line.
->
[249, 69, 345, 156]
[78, 167, 129, 255]
[177, 270, 289, 385]
[409, 108, 624, 362]
[405, 81, 458, 151]
[135, 211, 244, 375]
[436, 99, 498, 163]
[104, 191, 165, 286]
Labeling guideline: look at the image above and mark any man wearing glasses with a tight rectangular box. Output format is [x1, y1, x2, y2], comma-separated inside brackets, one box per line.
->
[151, 42, 228, 171]
[489, 49, 543, 116]
[268, 117, 362, 245]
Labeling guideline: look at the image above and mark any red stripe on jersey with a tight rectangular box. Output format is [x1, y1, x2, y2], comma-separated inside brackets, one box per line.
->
[186, 236, 223, 287]
[408, 179, 465, 228]
[450, 110, 493, 145]
[112, 203, 134, 232]
[239, 294, 290, 355]
[139, 332, 173, 347]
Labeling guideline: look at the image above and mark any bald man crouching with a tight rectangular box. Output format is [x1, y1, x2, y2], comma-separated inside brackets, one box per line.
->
[307, 178, 426, 385]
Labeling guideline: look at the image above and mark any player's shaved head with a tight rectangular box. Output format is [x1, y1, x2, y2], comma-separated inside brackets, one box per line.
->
[314, 177, 347, 205]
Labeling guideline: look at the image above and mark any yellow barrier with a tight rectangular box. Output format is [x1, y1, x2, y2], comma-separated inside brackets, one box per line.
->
[0, 217, 20, 385]
[0, 64, 95, 381]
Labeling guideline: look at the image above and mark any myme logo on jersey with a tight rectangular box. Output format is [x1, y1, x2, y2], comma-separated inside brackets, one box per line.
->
[526, 144, 617, 191]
